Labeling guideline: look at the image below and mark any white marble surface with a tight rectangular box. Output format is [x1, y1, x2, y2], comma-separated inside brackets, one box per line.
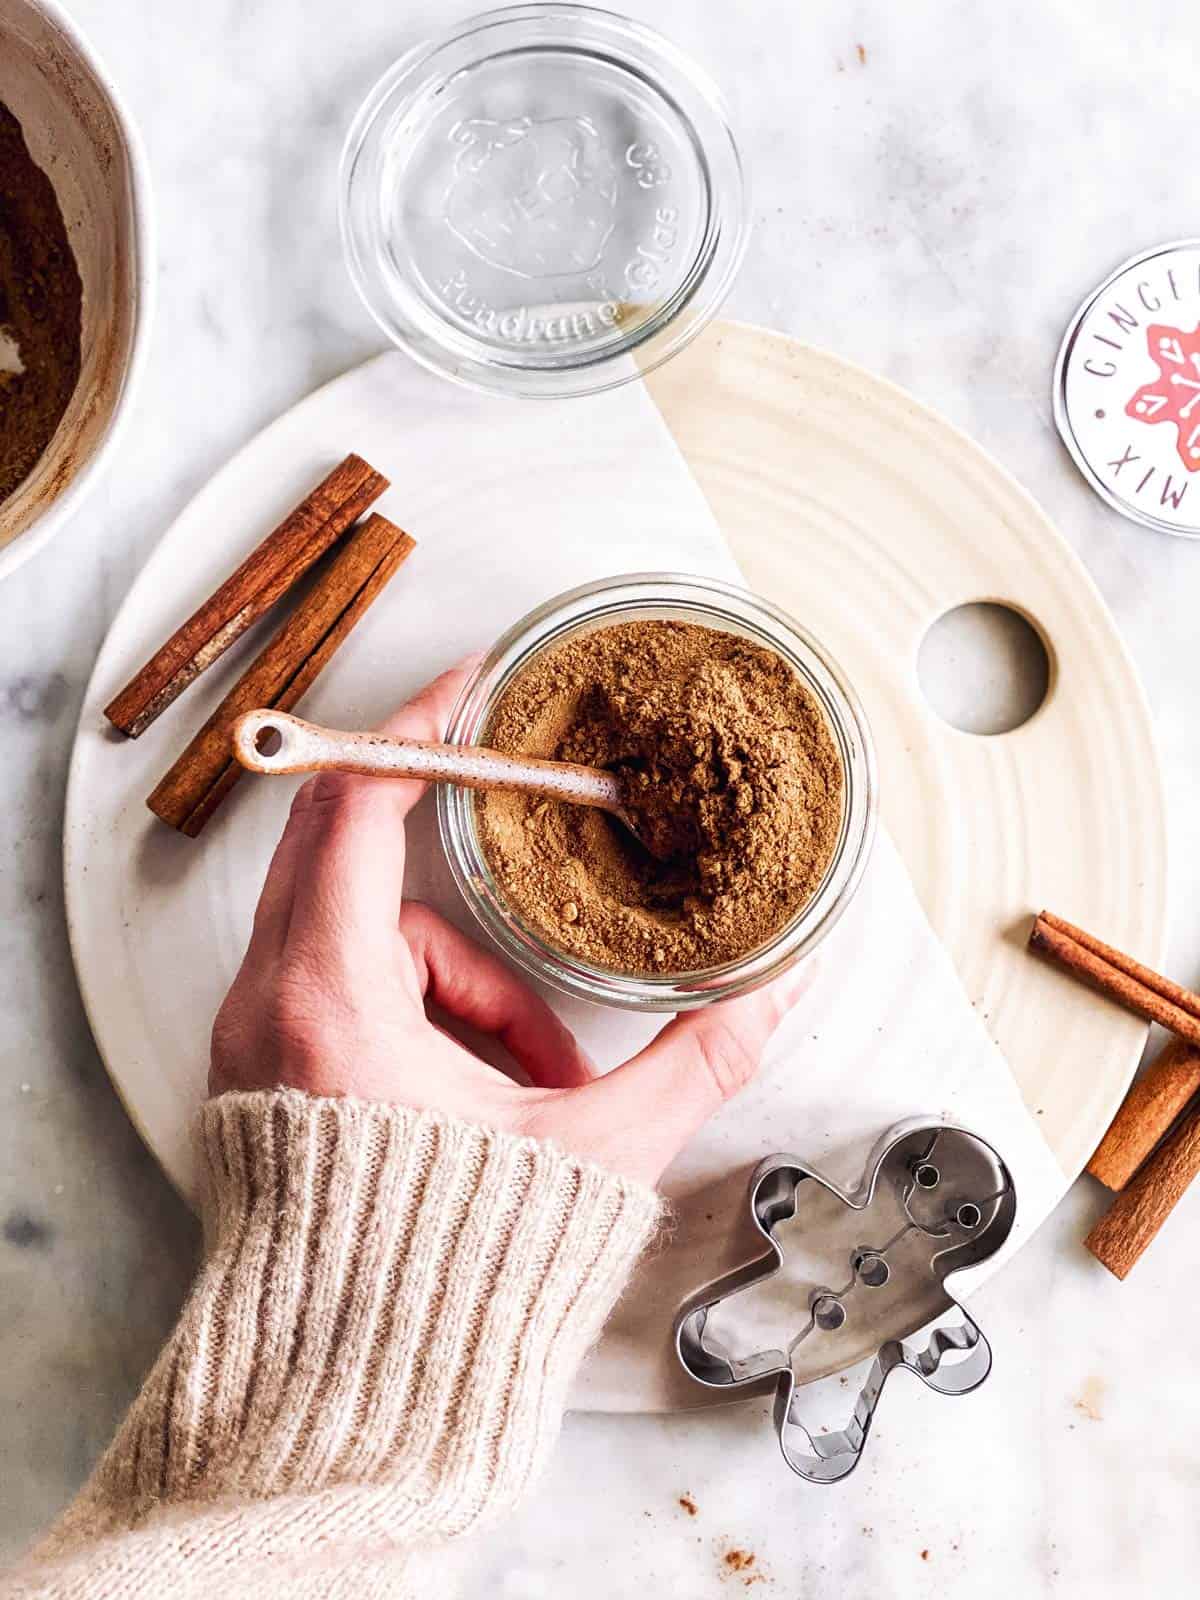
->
[3, 0, 1199, 1591]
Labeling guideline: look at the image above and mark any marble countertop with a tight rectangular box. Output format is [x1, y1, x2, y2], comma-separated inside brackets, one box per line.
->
[3, 1, 1199, 1592]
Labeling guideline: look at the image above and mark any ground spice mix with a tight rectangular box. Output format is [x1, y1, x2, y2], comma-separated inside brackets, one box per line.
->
[478, 619, 843, 974]
[0, 101, 82, 504]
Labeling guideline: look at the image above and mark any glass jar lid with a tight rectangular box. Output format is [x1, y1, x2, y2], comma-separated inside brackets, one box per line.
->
[339, 5, 749, 398]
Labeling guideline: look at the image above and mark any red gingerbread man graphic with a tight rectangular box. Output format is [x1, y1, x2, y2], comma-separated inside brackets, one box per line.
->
[1125, 323, 1200, 473]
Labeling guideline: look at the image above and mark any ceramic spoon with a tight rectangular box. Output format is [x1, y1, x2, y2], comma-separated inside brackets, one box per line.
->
[232, 707, 639, 831]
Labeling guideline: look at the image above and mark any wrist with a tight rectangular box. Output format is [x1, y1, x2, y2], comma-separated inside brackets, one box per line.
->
[194, 1089, 662, 1524]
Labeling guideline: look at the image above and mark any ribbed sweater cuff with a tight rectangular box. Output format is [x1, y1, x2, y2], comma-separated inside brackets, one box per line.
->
[129, 1091, 662, 1531]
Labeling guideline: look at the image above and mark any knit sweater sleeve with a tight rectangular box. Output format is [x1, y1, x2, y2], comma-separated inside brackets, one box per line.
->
[3, 1090, 662, 1600]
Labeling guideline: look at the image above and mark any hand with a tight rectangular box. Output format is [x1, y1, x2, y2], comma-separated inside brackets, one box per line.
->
[211, 660, 813, 1188]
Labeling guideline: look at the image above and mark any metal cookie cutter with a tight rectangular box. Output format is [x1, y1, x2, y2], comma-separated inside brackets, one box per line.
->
[675, 1122, 1016, 1484]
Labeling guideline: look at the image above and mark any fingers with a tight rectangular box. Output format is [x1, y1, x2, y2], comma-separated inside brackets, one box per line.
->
[574, 962, 816, 1185]
[371, 654, 484, 817]
[242, 804, 308, 961]
[282, 656, 482, 955]
[399, 901, 596, 1088]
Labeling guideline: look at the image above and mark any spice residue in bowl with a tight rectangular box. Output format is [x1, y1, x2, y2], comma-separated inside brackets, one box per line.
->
[477, 619, 843, 974]
[0, 101, 82, 504]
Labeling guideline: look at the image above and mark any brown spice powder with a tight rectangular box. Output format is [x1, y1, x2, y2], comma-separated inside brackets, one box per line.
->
[477, 619, 843, 975]
[0, 101, 83, 504]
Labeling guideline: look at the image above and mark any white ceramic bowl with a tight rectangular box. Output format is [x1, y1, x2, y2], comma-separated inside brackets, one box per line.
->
[0, 0, 153, 581]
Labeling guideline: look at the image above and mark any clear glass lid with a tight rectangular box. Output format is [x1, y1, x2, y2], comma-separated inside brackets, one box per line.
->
[340, 6, 749, 397]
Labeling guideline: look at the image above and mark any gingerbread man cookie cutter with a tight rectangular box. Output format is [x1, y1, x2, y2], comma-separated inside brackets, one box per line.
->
[675, 1121, 1016, 1483]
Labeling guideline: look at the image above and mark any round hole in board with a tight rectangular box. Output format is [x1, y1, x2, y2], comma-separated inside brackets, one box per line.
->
[918, 603, 1050, 736]
[254, 724, 283, 758]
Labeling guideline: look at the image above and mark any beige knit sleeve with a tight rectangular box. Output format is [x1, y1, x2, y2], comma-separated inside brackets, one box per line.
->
[4, 1091, 662, 1599]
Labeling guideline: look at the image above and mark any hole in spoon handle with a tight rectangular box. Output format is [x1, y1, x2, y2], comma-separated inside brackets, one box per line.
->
[233, 710, 299, 772]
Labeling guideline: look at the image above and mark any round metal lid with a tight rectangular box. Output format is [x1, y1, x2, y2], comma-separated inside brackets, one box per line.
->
[1054, 239, 1200, 538]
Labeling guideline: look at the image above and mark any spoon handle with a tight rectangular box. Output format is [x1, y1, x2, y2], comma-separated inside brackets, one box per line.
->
[232, 708, 625, 812]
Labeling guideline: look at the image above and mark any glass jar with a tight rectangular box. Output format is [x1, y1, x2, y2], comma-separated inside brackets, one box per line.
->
[339, 5, 748, 398]
[438, 574, 878, 1011]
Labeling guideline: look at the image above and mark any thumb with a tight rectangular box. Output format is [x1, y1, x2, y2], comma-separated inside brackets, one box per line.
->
[578, 964, 815, 1187]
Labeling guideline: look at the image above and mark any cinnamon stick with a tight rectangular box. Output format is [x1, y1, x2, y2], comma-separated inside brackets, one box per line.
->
[1040, 911, 1200, 1022]
[105, 454, 388, 737]
[147, 513, 415, 835]
[1084, 1098, 1200, 1278]
[1028, 912, 1200, 1049]
[1087, 1036, 1200, 1190]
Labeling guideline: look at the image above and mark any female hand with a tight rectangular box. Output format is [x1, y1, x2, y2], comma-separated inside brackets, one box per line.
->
[211, 660, 812, 1188]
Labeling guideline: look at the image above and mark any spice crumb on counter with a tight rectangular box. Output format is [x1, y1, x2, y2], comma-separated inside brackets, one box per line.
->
[719, 1547, 766, 1588]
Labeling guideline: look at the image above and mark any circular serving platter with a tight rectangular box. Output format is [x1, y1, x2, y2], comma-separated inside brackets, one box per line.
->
[64, 321, 1166, 1412]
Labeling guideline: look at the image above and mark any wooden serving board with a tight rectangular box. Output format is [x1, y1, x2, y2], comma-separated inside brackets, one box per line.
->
[647, 324, 1165, 1179]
